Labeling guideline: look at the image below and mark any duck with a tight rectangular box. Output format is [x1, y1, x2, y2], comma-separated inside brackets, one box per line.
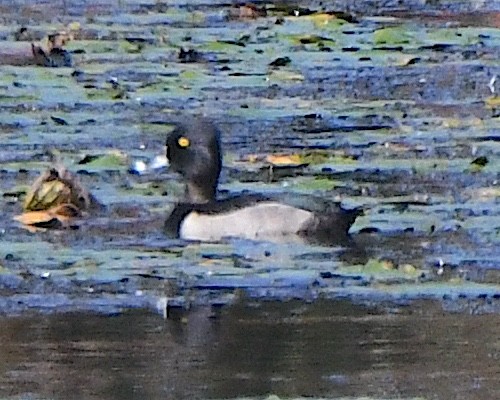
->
[164, 118, 362, 243]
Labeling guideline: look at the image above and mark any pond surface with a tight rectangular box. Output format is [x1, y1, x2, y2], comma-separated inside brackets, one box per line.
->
[0, 0, 498, 314]
[1, 300, 499, 400]
[0, 0, 499, 398]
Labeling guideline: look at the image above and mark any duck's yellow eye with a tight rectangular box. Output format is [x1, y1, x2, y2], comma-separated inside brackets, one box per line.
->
[177, 136, 190, 148]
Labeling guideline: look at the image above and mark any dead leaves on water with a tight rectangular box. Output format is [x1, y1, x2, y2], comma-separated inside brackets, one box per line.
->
[4, 25, 76, 67]
[13, 204, 81, 232]
[14, 165, 98, 231]
[242, 150, 356, 167]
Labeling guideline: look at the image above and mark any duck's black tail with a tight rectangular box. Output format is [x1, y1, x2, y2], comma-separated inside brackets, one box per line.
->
[303, 206, 363, 245]
[334, 206, 364, 236]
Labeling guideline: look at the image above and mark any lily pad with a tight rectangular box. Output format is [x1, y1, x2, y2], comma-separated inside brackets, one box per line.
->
[77, 151, 128, 169]
[373, 26, 414, 45]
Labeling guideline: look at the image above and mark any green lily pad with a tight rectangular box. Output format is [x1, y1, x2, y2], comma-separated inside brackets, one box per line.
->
[373, 26, 413, 45]
[78, 152, 128, 169]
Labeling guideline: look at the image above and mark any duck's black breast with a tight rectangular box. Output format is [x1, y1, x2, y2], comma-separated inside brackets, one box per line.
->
[165, 193, 361, 243]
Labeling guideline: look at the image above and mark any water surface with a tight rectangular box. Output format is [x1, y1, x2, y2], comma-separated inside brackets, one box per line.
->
[1, 300, 498, 400]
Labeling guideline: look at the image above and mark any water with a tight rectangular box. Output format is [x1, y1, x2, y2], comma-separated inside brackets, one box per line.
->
[1, 300, 498, 399]
[0, 0, 498, 314]
[0, 1, 499, 398]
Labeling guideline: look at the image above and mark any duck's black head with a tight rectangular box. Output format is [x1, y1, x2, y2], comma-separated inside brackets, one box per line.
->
[166, 119, 222, 204]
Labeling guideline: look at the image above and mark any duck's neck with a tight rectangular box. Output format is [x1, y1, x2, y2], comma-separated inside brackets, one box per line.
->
[185, 180, 217, 204]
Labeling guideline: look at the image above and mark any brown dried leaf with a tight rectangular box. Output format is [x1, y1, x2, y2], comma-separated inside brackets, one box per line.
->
[241, 153, 305, 166]
[14, 210, 58, 226]
[229, 3, 267, 19]
[14, 203, 81, 230]
[24, 165, 99, 212]
[51, 203, 82, 218]
[31, 43, 51, 66]
[47, 31, 72, 50]
[243, 154, 263, 163]
[265, 153, 303, 166]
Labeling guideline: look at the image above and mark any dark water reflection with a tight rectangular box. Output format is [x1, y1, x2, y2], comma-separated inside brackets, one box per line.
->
[0, 300, 498, 400]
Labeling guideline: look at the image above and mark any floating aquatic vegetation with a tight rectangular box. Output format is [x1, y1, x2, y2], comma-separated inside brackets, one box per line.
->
[0, 0, 498, 316]
[14, 165, 100, 231]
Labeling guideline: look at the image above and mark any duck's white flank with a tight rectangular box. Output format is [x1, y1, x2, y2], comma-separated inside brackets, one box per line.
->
[179, 202, 314, 241]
